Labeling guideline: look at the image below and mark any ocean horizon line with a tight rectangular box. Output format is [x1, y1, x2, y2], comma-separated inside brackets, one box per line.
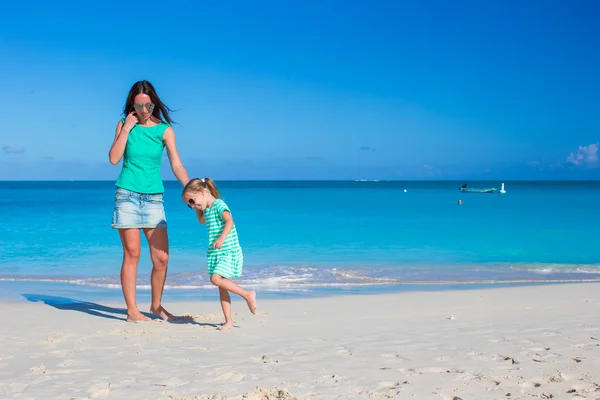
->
[2, 179, 600, 183]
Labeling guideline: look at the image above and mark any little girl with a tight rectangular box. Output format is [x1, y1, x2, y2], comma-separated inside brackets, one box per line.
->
[182, 178, 257, 330]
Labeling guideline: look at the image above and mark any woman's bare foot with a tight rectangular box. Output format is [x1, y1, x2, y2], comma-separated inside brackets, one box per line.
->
[149, 305, 176, 322]
[217, 322, 233, 330]
[126, 311, 151, 322]
[246, 291, 257, 314]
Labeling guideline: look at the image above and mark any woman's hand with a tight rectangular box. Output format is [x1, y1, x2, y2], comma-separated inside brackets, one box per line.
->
[123, 112, 138, 132]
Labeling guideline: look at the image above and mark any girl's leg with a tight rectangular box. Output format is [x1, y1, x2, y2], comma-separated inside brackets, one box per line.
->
[118, 228, 150, 322]
[143, 227, 174, 321]
[210, 274, 257, 314]
[218, 288, 233, 330]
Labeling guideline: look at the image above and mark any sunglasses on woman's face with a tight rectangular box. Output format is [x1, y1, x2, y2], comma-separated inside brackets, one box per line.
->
[134, 103, 155, 111]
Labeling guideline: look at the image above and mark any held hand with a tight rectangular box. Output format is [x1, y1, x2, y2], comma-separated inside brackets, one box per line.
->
[123, 112, 138, 131]
[213, 237, 224, 249]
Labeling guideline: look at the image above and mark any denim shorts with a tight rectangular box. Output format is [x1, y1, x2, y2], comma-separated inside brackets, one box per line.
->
[111, 187, 167, 229]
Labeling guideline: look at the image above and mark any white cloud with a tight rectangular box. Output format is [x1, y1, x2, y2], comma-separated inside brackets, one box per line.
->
[566, 143, 599, 167]
[2, 144, 25, 154]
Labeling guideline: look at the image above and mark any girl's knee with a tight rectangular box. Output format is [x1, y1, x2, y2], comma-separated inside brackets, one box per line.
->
[210, 274, 222, 285]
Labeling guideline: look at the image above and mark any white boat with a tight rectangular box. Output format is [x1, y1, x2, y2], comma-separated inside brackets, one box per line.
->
[458, 183, 506, 194]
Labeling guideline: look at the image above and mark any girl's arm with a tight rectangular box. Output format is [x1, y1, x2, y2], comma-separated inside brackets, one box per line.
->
[163, 127, 190, 186]
[213, 211, 234, 249]
[219, 211, 234, 240]
[196, 210, 205, 224]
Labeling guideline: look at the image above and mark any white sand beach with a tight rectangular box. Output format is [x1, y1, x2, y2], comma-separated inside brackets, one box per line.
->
[1, 283, 599, 399]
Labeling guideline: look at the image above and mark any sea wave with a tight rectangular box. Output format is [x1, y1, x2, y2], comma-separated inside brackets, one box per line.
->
[1, 263, 600, 291]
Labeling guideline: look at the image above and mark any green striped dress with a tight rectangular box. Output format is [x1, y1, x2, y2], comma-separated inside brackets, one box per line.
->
[203, 199, 244, 279]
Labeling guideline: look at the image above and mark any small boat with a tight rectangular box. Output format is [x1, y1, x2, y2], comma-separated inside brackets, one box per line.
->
[458, 183, 498, 193]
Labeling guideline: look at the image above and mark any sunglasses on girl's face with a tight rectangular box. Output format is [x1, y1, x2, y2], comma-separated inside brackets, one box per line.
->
[134, 103, 155, 111]
[187, 198, 196, 209]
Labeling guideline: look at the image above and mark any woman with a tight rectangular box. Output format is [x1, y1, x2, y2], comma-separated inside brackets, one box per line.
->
[109, 80, 190, 322]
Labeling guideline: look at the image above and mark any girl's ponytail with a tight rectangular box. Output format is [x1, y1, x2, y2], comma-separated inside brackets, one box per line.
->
[204, 178, 220, 199]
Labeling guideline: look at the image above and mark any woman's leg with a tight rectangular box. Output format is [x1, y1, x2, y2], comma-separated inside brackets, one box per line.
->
[218, 288, 233, 330]
[143, 227, 174, 321]
[210, 274, 257, 314]
[118, 228, 149, 322]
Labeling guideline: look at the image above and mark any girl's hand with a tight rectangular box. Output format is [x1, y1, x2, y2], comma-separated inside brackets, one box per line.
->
[123, 112, 138, 131]
[213, 237, 224, 249]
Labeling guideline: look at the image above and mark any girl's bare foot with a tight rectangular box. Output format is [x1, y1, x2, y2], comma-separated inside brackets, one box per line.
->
[246, 291, 257, 314]
[126, 311, 151, 322]
[217, 322, 233, 330]
[149, 305, 176, 322]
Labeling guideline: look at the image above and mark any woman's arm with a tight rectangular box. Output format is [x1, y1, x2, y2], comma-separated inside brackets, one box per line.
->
[163, 127, 190, 186]
[109, 113, 137, 165]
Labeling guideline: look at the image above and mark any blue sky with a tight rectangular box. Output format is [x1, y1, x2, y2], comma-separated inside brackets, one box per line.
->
[1, 0, 599, 180]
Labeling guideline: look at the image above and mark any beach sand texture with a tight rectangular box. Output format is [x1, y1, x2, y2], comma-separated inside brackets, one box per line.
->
[1, 283, 599, 399]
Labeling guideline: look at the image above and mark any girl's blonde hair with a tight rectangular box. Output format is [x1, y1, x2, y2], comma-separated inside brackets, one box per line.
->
[182, 178, 220, 199]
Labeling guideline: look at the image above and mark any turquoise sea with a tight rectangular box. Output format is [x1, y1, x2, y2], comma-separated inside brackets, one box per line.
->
[1, 181, 599, 301]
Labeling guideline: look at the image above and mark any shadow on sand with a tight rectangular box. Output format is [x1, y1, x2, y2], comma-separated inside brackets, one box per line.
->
[21, 294, 219, 327]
